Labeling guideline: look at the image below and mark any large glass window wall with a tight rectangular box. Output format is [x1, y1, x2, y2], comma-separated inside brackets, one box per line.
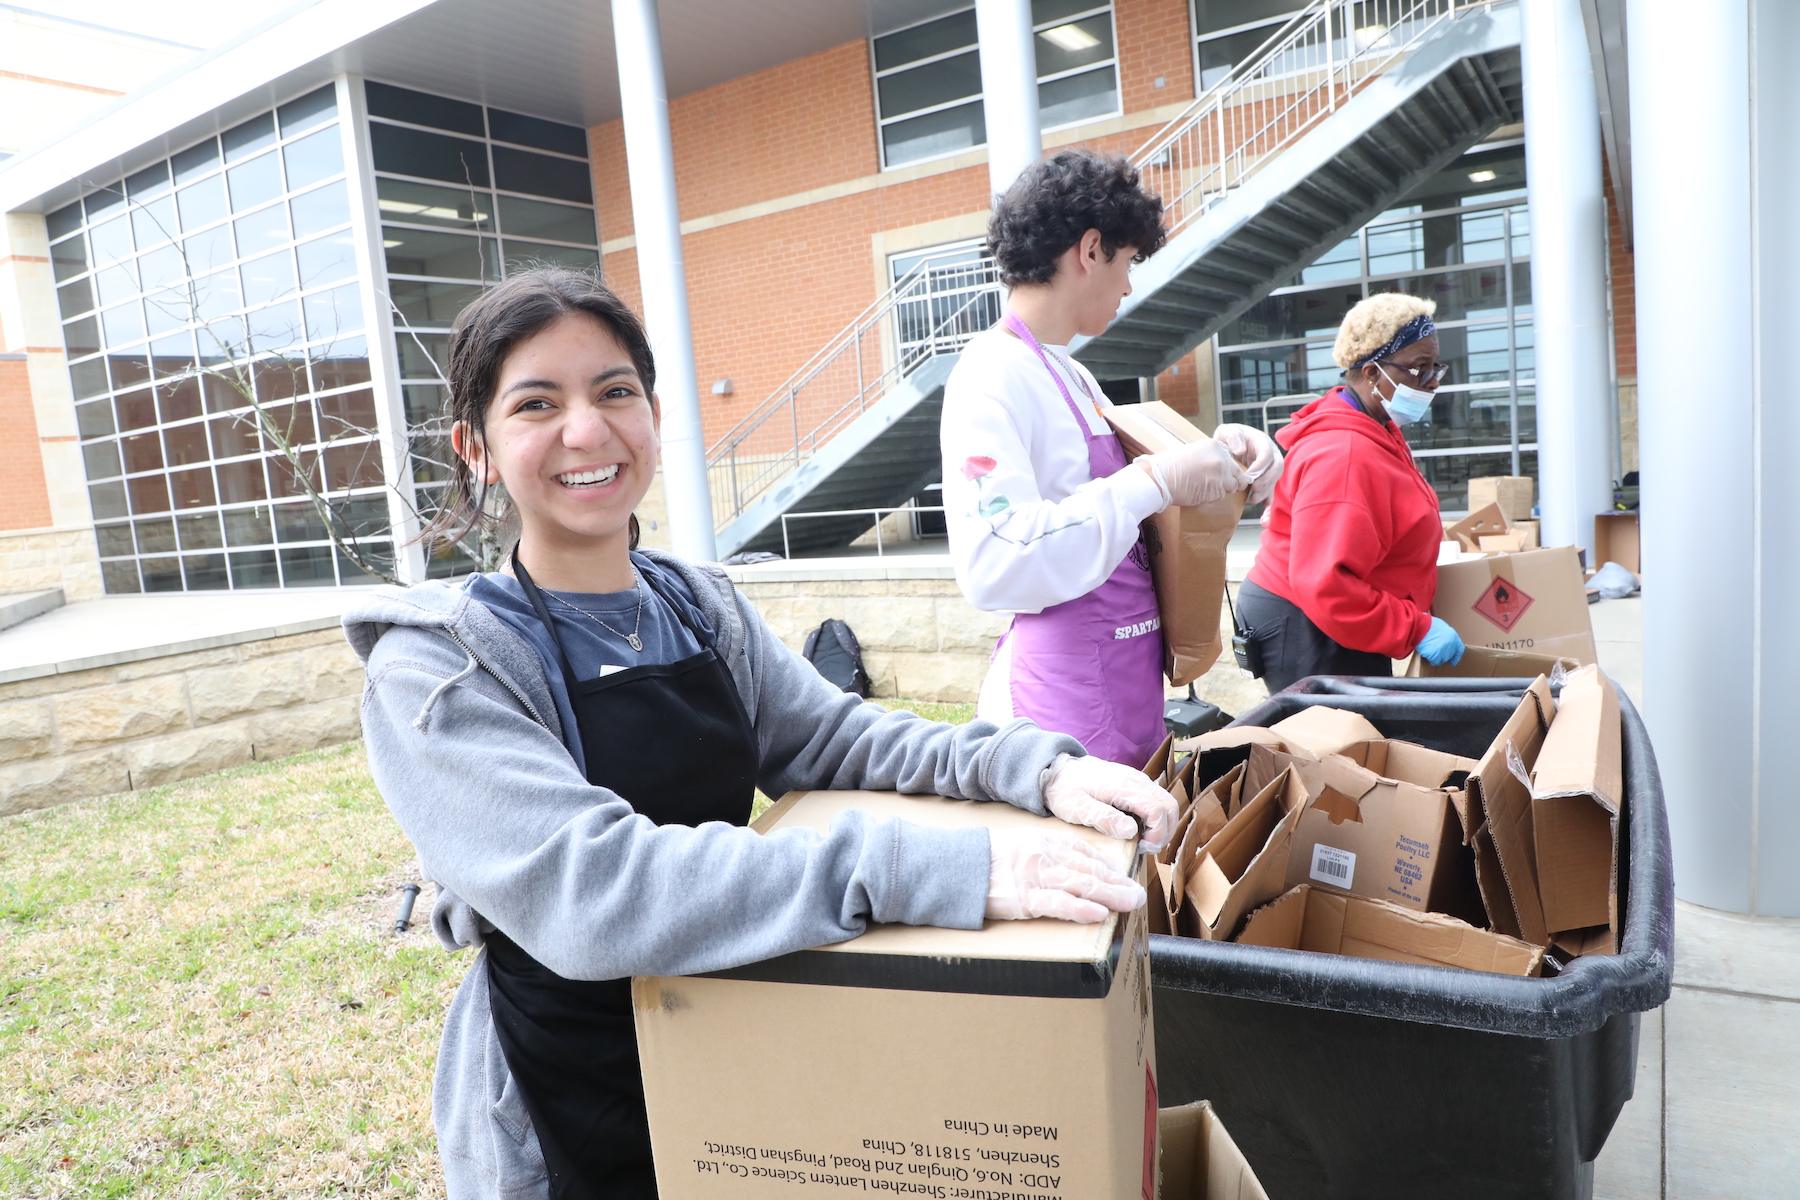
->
[364, 81, 600, 578]
[1214, 140, 1535, 512]
[50, 85, 387, 593]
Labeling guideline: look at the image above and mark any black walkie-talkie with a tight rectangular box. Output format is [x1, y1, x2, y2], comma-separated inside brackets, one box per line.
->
[1225, 585, 1264, 679]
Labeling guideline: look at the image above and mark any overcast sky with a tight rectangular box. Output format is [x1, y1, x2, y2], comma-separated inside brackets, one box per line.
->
[30, 0, 297, 50]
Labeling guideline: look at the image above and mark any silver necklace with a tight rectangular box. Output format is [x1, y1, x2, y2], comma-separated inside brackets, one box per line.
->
[544, 571, 646, 651]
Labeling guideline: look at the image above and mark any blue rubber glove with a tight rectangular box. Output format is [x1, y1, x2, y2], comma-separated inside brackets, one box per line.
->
[1417, 616, 1466, 666]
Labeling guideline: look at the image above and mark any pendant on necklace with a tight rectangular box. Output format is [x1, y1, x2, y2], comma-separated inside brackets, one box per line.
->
[627, 633, 643, 651]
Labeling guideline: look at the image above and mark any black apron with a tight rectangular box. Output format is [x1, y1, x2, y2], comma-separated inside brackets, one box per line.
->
[485, 550, 760, 1200]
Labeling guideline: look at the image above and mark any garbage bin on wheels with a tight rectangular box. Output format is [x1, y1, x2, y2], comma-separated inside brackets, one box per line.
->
[1149, 677, 1674, 1200]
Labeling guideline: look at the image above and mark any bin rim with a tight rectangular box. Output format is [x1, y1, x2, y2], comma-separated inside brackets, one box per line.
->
[1147, 676, 1675, 1040]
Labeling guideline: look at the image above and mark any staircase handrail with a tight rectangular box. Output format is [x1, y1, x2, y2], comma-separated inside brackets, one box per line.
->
[1129, 0, 1499, 238]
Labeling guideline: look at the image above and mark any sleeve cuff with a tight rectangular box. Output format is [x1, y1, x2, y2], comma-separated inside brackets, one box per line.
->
[1111, 460, 1168, 521]
[871, 821, 991, 929]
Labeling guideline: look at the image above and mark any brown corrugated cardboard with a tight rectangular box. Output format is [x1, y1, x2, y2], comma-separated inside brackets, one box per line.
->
[1467, 476, 1534, 523]
[1266, 706, 1383, 758]
[635, 790, 1155, 1199]
[1238, 884, 1545, 976]
[1478, 531, 1531, 555]
[1176, 726, 1294, 793]
[1405, 645, 1579, 679]
[1446, 503, 1511, 552]
[1104, 402, 1247, 686]
[1271, 742, 1478, 913]
[1179, 766, 1308, 941]
[1593, 512, 1640, 574]
[1433, 546, 1599, 665]
[1512, 519, 1541, 550]
[1532, 664, 1624, 949]
[1467, 677, 1558, 944]
[1157, 1102, 1270, 1200]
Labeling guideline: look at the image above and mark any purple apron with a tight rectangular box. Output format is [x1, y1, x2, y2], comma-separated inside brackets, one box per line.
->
[996, 313, 1166, 769]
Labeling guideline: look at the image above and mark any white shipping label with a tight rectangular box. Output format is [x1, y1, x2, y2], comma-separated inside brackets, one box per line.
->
[1310, 844, 1356, 888]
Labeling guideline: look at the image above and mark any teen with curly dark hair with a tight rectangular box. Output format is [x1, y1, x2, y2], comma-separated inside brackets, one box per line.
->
[940, 150, 1284, 768]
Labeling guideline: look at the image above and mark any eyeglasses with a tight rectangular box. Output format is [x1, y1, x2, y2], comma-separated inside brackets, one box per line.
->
[1378, 359, 1450, 386]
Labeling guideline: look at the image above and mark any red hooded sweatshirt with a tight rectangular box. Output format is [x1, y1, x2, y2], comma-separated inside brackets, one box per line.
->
[1247, 387, 1442, 659]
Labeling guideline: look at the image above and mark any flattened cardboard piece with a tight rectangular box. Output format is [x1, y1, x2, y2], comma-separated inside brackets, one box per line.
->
[1176, 726, 1294, 791]
[1468, 475, 1534, 523]
[1593, 512, 1640, 575]
[1406, 645, 1578, 680]
[1531, 664, 1625, 942]
[1105, 401, 1247, 686]
[1266, 706, 1383, 758]
[1278, 749, 1469, 912]
[1468, 678, 1558, 945]
[1552, 924, 1617, 959]
[640, 791, 1156, 1199]
[1511, 519, 1541, 550]
[1479, 531, 1531, 555]
[1179, 768, 1307, 941]
[1144, 734, 1174, 783]
[1157, 1101, 1270, 1200]
[1150, 859, 1177, 937]
[1447, 503, 1511, 552]
[1238, 885, 1545, 977]
[1166, 768, 1237, 900]
[1434, 546, 1599, 666]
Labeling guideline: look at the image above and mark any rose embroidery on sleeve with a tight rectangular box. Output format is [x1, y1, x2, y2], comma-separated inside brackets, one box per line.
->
[961, 455, 997, 480]
[960, 455, 1010, 516]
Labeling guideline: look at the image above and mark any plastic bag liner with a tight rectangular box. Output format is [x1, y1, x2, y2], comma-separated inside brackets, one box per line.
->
[1149, 676, 1673, 1200]
[1592, 560, 1641, 599]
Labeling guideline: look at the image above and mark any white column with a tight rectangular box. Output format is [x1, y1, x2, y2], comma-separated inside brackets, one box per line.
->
[976, 0, 1042, 200]
[1630, 0, 1776, 913]
[613, 0, 716, 562]
[1521, 0, 1614, 552]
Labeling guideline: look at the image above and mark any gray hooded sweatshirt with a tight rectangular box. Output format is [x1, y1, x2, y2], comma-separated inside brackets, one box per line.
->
[342, 550, 1084, 1198]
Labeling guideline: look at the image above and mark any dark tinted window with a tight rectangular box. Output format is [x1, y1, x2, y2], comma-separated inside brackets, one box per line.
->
[486, 108, 588, 156]
[222, 113, 278, 161]
[366, 81, 485, 136]
[172, 137, 221, 183]
[874, 9, 977, 70]
[126, 162, 171, 199]
[371, 123, 491, 188]
[47, 203, 84, 241]
[493, 145, 592, 203]
[278, 85, 338, 136]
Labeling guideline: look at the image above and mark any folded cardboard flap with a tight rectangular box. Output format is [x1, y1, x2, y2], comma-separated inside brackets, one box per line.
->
[1238, 884, 1545, 977]
[1266, 706, 1383, 758]
[1433, 545, 1599, 666]
[1532, 664, 1625, 944]
[1158, 1101, 1271, 1200]
[1406, 645, 1578, 680]
[1468, 475, 1534, 523]
[1447, 502, 1511, 552]
[1181, 767, 1307, 941]
[1178, 726, 1294, 791]
[1468, 678, 1558, 944]
[1104, 401, 1246, 686]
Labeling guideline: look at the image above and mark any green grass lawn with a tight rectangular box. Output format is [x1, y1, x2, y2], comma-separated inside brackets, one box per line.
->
[0, 698, 973, 1197]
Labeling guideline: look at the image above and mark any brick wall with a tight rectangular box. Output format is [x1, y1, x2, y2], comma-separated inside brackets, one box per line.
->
[0, 308, 52, 534]
[1605, 167, 1637, 474]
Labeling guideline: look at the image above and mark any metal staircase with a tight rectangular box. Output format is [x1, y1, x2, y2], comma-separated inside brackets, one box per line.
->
[705, 0, 1523, 559]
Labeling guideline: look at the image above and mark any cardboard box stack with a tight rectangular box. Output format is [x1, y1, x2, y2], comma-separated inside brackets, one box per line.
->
[1142, 665, 1626, 978]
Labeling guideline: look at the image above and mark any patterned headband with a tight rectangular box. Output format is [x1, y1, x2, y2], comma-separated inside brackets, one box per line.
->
[1353, 313, 1436, 368]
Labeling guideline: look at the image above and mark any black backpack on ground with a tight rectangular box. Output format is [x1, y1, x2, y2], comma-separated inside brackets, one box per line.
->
[802, 618, 871, 697]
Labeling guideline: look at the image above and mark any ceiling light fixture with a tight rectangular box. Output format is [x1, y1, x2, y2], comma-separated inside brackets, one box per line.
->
[378, 198, 488, 223]
[1040, 23, 1101, 52]
[1467, 170, 1497, 183]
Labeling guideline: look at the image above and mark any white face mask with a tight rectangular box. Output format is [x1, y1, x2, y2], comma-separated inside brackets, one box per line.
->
[1375, 364, 1433, 426]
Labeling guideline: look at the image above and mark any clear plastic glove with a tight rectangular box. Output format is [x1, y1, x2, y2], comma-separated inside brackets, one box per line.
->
[1141, 438, 1250, 507]
[986, 828, 1147, 923]
[1417, 616, 1466, 666]
[1213, 423, 1285, 505]
[1043, 753, 1179, 851]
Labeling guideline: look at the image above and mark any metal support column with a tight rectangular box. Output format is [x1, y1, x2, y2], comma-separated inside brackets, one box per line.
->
[975, 0, 1042, 201]
[613, 0, 716, 561]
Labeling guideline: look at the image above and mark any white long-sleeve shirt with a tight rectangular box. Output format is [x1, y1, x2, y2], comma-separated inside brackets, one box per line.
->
[939, 327, 1167, 616]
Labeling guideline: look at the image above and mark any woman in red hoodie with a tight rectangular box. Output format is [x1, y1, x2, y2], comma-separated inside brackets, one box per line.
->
[1237, 293, 1465, 691]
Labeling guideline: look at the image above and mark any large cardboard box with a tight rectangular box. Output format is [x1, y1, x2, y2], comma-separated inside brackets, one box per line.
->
[1157, 1102, 1270, 1200]
[1532, 664, 1625, 951]
[1237, 884, 1545, 977]
[1468, 476, 1534, 523]
[1467, 677, 1558, 944]
[1267, 741, 1480, 915]
[635, 790, 1156, 1199]
[1265, 706, 1382, 758]
[1433, 546, 1599, 665]
[1593, 512, 1640, 574]
[1104, 401, 1247, 686]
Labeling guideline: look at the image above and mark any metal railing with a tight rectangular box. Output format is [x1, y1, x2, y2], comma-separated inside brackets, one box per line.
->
[1131, 0, 1496, 239]
[704, 254, 998, 530]
[704, 0, 1495, 535]
[779, 505, 948, 560]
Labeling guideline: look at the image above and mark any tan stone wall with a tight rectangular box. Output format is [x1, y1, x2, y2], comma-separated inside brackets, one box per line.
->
[0, 525, 102, 600]
[0, 628, 363, 817]
[735, 575, 1007, 703]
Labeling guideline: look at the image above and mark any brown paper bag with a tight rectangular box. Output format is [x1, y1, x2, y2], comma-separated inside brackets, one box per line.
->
[1102, 402, 1249, 686]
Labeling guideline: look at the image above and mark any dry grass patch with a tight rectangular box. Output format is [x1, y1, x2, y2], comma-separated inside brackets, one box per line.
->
[0, 741, 460, 1198]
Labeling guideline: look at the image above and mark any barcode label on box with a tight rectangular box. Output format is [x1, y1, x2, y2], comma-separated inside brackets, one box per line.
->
[1310, 844, 1356, 887]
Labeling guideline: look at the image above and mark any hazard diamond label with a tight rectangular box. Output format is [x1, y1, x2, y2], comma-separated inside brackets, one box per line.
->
[1472, 576, 1535, 632]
